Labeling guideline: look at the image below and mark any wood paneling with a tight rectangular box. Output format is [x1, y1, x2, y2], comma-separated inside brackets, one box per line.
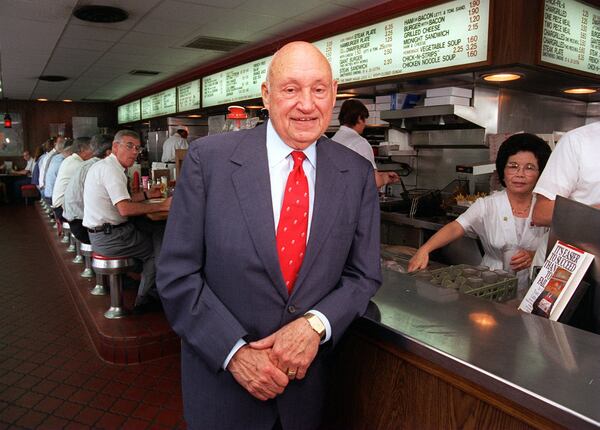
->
[2, 99, 117, 158]
[323, 331, 565, 430]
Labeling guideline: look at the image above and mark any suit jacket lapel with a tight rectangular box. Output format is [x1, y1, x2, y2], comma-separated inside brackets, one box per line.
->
[293, 137, 348, 293]
[230, 125, 289, 300]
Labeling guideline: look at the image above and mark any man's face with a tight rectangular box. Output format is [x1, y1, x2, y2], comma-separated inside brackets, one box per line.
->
[262, 42, 337, 150]
[23, 151, 30, 160]
[113, 136, 141, 168]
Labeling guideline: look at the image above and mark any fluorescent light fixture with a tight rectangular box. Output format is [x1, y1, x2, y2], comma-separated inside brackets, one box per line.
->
[563, 87, 597, 94]
[336, 93, 357, 98]
[62, 99, 73, 103]
[482, 73, 522, 82]
[36, 98, 48, 102]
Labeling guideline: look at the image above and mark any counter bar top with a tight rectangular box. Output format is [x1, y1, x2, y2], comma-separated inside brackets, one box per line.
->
[358, 269, 600, 429]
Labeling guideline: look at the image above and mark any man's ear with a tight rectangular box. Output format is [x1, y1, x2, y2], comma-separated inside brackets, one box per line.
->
[261, 82, 270, 110]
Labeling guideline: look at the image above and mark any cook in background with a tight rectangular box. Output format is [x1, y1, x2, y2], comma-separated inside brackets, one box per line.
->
[408, 133, 552, 291]
[331, 99, 400, 188]
[161, 128, 189, 163]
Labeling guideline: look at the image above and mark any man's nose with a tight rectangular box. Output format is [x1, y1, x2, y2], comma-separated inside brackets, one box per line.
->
[296, 89, 315, 111]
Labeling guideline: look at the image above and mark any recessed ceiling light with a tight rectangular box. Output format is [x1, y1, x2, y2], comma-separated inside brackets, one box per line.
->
[563, 87, 597, 94]
[244, 106, 263, 110]
[336, 93, 357, 98]
[73, 5, 128, 23]
[482, 73, 522, 82]
[62, 99, 73, 103]
[187, 114, 202, 118]
[39, 75, 69, 82]
[37, 98, 48, 102]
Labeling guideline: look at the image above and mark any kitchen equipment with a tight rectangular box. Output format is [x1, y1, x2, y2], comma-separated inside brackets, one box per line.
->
[456, 161, 495, 194]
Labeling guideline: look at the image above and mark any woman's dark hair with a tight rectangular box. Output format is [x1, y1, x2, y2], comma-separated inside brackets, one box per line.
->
[495, 133, 552, 187]
[338, 99, 369, 126]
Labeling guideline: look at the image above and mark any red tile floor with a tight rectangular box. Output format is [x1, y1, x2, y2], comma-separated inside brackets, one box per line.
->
[0, 203, 185, 429]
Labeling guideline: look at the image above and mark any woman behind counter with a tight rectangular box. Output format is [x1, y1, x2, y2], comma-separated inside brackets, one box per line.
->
[408, 133, 552, 291]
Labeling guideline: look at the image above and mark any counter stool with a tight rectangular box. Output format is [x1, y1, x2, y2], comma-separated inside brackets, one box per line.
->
[92, 253, 136, 319]
[79, 242, 95, 278]
[61, 222, 70, 243]
[66, 231, 77, 253]
[20, 184, 39, 206]
[71, 236, 84, 264]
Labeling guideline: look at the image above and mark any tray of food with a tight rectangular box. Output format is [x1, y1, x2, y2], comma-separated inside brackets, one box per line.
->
[411, 264, 518, 303]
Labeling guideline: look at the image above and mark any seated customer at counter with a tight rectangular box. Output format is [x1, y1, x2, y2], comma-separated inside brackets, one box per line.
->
[83, 130, 171, 313]
[63, 134, 113, 244]
[408, 133, 552, 291]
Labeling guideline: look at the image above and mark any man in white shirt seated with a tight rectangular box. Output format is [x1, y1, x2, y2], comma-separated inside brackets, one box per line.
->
[83, 130, 171, 314]
[52, 137, 94, 222]
[331, 99, 400, 188]
[161, 129, 188, 163]
[13, 150, 35, 176]
[63, 134, 113, 244]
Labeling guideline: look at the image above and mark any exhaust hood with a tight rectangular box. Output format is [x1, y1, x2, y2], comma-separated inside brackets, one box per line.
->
[380, 104, 486, 130]
[379, 86, 499, 148]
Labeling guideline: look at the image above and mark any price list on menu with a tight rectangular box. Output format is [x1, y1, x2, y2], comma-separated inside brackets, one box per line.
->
[178, 80, 201, 112]
[541, 0, 600, 74]
[202, 57, 270, 108]
[117, 100, 140, 124]
[141, 88, 177, 119]
[314, 0, 489, 84]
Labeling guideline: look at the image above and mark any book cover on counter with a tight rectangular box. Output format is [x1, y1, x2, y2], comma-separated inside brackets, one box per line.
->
[519, 240, 595, 321]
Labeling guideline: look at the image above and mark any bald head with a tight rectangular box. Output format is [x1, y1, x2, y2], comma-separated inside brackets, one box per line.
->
[262, 41, 337, 150]
[266, 41, 333, 86]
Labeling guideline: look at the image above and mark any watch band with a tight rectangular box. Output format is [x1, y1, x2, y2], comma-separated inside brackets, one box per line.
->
[304, 313, 326, 340]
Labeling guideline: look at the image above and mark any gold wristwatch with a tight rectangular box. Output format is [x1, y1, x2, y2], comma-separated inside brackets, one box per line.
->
[303, 313, 326, 340]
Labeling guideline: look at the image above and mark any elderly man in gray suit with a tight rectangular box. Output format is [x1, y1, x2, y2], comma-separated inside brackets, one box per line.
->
[157, 41, 381, 430]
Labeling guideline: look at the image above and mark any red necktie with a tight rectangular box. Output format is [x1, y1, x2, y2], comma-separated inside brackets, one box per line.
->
[277, 151, 309, 294]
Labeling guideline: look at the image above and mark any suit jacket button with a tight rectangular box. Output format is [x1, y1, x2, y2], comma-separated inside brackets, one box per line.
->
[288, 305, 296, 314]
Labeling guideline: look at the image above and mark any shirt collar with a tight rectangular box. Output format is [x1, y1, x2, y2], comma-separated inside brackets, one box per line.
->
[107, 153, 124, 171]
[266, 120, 317, 169]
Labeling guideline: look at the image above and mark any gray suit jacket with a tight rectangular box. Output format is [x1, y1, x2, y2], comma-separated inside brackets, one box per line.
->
[157, 123, 381, 430]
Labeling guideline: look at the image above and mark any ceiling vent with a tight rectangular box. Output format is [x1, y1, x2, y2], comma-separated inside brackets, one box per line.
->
[38, 75, 69, 82]
[129, 70, 160, 76]
[73, 5, 128, 23]
[183, 36, 247, 52]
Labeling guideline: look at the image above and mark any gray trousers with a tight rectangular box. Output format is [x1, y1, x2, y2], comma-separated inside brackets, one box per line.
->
[89, 222, 156, 305]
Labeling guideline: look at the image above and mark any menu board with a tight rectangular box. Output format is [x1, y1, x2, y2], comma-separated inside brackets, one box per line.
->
[314, 0, 489, 84]
[541, 0, 600, 74]
[117, 100, 140, 124]
[202, 57, 270, 108]
[201, 0, 488, 107]
[178, 79, 201, 112]
[141, 87, 177, 119]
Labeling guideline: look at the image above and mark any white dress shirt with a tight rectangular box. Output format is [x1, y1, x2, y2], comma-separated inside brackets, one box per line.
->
[331, 125, 377, 169]
[82, 154, 130, 228]
[52, 153, 84, 208]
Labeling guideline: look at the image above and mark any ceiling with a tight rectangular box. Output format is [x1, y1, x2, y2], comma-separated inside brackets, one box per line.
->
[0, 0, 389, 103]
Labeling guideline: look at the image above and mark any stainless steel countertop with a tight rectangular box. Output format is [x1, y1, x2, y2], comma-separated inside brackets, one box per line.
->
[359, 269, 600, 429]
[381, 211, 447, 231]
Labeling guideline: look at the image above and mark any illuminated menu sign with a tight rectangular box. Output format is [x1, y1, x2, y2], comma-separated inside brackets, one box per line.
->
[202, 57, 270, 108]
[141, 87, 177, 119]
[314, 0, 489, 84]
[201, 0, 488, 107]
[541, 0, 600, 74]
[117, 100, 140, 124]
[178, 79, 201, 112]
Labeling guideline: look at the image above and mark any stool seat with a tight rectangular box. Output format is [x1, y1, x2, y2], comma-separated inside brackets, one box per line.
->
[91, 253, 135, 319]
[80, 242, 93, 255]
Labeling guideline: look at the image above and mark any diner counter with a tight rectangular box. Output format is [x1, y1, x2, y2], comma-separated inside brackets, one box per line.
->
[336, 269, 600, 429]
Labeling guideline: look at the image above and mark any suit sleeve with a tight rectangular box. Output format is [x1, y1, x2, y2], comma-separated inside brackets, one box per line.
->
[157, 147, 248, 372]
[312, 163, 382, 345]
